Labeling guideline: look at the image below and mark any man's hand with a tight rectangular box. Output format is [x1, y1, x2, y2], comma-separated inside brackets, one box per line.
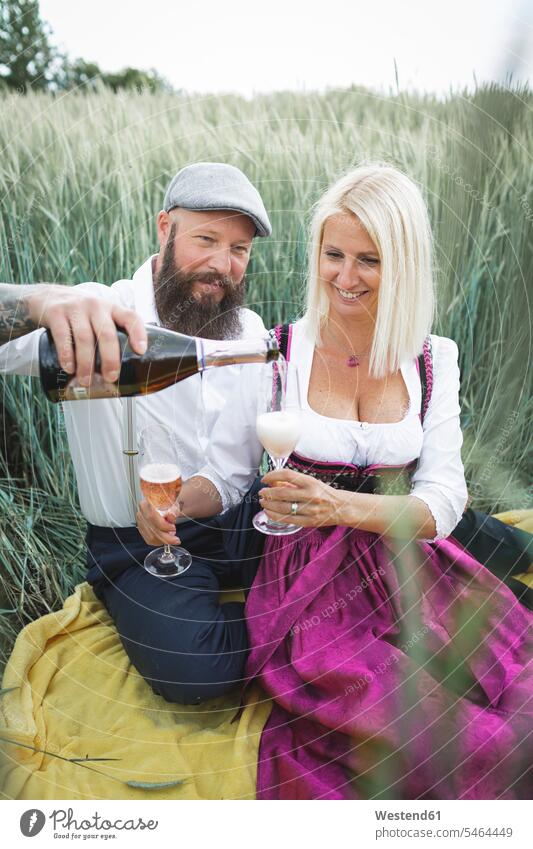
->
[25, 284, 147, 385]
[136, 499, 182, 546]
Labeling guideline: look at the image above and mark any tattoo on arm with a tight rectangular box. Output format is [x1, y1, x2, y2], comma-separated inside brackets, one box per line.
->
[0, 285, 37, 343]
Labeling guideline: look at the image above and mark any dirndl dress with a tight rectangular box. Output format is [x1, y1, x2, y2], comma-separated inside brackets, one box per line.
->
[244, 326, 533, 800]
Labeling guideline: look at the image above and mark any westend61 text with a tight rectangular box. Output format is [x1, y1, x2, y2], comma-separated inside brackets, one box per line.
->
[375, 810, 441, 820]
[50, 809, 158, 832]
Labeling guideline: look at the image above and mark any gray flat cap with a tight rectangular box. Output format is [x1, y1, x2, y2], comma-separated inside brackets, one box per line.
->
[163, 162, 271, 237]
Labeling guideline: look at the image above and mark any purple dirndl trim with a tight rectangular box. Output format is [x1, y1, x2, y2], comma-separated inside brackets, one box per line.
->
[415, 336, 433, 424]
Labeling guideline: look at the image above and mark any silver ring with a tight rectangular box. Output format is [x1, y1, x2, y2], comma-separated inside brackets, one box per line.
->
[290, 501, 298, 516]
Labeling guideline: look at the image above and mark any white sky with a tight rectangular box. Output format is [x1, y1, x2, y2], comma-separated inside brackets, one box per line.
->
[39, 0, 533, 96]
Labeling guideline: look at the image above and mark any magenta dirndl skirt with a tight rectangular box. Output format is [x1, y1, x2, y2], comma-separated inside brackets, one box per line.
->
[245, 523, 533, 800]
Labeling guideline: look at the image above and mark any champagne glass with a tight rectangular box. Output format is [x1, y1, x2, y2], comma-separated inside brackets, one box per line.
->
[253, 359, 303, 536]
[139, 424, 192, 577]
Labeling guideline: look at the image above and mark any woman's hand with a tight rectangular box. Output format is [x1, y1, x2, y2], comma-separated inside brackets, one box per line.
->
[136, 500, 182, 546]
[259, 468, 349, 528]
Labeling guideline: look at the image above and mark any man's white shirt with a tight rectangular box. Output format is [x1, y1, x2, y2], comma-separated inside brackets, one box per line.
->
[0, 256, 267, 527]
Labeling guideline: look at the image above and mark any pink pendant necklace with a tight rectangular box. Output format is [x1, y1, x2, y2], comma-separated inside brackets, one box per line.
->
[327, 329, 371, 368]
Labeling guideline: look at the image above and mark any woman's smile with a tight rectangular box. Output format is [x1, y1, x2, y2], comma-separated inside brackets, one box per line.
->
[332, 283, 370, 302]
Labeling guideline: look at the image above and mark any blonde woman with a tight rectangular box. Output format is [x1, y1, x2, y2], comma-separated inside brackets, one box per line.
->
[140, 164, 533, 799]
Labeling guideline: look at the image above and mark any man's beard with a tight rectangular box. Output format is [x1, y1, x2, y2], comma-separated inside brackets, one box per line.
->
[153, 227, 244, 340]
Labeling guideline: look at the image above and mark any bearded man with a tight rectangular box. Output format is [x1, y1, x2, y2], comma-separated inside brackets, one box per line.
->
[0, 162, 272, 704]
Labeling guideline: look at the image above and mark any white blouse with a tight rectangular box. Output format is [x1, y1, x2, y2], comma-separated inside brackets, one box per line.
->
[198, 318, 469, 541]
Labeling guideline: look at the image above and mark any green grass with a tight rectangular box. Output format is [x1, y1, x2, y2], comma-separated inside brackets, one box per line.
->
[0, 82, 532, 669]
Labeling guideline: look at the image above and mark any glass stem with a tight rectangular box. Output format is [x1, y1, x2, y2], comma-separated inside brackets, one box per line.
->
[160, 543, 175, 563]
[266, 456, 293, 526]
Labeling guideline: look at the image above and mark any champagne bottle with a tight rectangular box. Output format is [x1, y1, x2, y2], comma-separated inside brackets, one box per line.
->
[39, 325, 280, 403]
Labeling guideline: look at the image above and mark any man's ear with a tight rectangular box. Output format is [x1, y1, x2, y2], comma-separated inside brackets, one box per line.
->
[156, 210, 171, 249]
[157, 210, 179, 249]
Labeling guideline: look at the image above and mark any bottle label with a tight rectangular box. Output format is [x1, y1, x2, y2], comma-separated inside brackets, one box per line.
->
[62, 374, 120, 401]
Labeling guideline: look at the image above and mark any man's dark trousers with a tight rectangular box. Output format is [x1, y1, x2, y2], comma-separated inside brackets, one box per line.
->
[86, 480, 264, 705]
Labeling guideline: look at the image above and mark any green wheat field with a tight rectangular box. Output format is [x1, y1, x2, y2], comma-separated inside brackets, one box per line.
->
[0, 83, 532, 669]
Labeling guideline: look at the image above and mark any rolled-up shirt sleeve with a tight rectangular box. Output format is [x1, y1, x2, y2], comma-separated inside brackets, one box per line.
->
[409, 336, 468, 541]
[196, 362, 264, 511]
[0, 327, 43, 375]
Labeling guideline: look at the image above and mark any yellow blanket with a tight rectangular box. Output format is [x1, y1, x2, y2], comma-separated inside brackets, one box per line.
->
[1, 511, 531, 801]
[0, 584, 271, 800]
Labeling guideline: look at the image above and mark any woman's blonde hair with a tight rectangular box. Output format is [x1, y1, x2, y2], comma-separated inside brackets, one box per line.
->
[303, 163, 434, 377]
